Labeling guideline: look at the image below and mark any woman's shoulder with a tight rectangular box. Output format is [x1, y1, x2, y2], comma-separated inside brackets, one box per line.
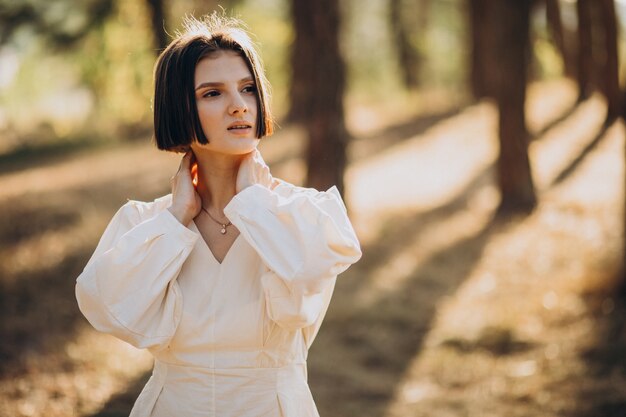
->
[273, 178, 341, 200]
[116, 194, 173, 224]
[270, 179, 347, 214]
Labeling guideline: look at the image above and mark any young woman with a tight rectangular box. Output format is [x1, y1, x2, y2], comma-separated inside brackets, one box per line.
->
[75, 13, 361, 417]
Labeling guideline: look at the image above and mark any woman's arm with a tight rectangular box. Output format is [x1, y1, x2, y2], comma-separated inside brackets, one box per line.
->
[225, 152, 361, 340]
[76, 152, 201, 350]
[75, 199, 198, 350]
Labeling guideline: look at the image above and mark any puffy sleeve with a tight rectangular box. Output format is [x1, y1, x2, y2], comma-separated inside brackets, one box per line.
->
[223, 181, 362, 344]
[75, 198, 198, 350]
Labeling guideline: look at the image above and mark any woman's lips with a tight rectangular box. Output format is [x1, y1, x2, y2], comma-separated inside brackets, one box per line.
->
[227, 123, 253, 135]
[227, 122, 252, 130]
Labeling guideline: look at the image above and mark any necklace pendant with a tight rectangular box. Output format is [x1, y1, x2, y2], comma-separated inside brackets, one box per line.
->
[220, 226, 227, 234]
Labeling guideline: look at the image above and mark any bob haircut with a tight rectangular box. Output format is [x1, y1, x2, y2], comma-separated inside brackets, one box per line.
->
[153, 14, 274, 151]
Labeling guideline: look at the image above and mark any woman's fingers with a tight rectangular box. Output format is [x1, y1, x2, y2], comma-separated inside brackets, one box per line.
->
[174, 151, 194, 178]
[168, 151, 200, 225]
[173, 151, 189, 177]
[235, 149, 274, 192]
[181, 151, 193, 170]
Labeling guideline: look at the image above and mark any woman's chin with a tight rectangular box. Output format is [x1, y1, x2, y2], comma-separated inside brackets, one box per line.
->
[193, 140, 259, 156]
[231, 138, 260, 155]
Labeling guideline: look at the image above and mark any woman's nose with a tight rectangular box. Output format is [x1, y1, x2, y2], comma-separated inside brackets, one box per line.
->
[228, 93, 248, 115]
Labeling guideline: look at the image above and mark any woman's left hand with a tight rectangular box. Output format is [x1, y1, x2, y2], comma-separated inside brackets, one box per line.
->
[236, 149, 277, 193]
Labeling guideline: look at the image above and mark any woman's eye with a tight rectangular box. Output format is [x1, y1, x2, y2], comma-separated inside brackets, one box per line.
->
[242, 85, 257, 94]
[202, 90, 220, 98]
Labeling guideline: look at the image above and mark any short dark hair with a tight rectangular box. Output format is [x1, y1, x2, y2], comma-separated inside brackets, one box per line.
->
[153, 14, 274, 151]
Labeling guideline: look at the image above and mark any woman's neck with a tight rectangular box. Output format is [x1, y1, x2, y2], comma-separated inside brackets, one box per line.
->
[194, 152, 243, 216]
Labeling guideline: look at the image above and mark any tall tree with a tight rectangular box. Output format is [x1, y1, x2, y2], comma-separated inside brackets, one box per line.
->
[576, 0, 593, 100]
[492, 0, 537, 213]
[596, 0, 620, 123]
[289, 0, 348, 194]
[286, 2, 311, 123]
[389, 0, 427, 89]
[468, 0, 498, 99]
[545, 0, 573, 77]
[145, 0, 168, 52]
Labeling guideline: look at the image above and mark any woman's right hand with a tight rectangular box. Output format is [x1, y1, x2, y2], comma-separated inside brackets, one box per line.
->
[168, 151, 201, 225]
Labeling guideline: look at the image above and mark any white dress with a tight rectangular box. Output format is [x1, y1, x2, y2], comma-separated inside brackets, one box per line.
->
[75, 180, 362, 417]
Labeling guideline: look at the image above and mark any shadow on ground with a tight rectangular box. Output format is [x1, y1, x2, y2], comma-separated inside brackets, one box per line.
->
[0, 175, 170, 378]
[567, 281, 626, 417]
[309, 167, 500, 417]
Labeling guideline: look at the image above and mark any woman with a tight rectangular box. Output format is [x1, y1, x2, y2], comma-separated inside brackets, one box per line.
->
[75, 13, 361, 417]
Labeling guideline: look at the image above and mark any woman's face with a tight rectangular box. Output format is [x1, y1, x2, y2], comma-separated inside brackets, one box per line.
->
[191, 50, 259, 156]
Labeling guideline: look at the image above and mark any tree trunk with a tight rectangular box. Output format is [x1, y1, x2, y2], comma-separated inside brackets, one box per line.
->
[389, 0, 417, 89]
[576, 0, 593, 100]
[290, 0, 348, 194]
[389, 0, 430, 89]
[493, 0, 537, 214]
[597, 0, 620, 123]
[545, 0, 573, 77]
[287, 1, 313, 123]
[469, 0, 488, 98]
[145, 0, 168, 52]
[468, 0, 499, 99]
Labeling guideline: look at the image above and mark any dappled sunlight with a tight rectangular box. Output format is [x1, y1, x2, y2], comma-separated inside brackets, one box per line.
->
[1, 226, 88, 281]
[0, 326, 151, 417]
[530, 94, 608, 189]
[352, 194, 496, 310]
[526, 79, 580, 134]
[0, 142, 178, 201]
[346, 89, 466, 138]
[346, 103, 498, 241]
[379, 94, 624, 416]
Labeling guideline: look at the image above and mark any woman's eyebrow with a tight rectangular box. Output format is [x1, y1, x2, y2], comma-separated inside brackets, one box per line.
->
[195, 76, 254, 91]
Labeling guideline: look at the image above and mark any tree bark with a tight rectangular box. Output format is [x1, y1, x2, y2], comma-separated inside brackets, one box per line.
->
[289, 0, 348, 194]
[576, 0, 593, 100]
[493, 0, 537, 214]
[469, 0, 489, 98]
[597, 0, 620, 123]
[287, 1, 313, 123]
[145, 0, 168, 52]
[468, 0, 499, 99]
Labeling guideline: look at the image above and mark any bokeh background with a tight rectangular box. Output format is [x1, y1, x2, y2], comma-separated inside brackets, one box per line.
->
[1, 0, 625, 416]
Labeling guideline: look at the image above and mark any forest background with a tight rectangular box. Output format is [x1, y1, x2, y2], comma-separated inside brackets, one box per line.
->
[1, 0, 626, 416]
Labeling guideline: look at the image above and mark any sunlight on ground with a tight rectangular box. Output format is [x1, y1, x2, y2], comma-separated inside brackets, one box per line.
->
[0, 327, 151, 417]
[347, 103, 498, 241]
[380, 93, 624, 416]
[352, 205, 495, 309]
[0, 142, 178, 201]
[531, 94, 608, 190]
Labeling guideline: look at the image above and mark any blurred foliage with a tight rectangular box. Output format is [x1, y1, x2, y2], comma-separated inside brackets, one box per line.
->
[0, 0, 114, 46]
[0, 0, 154, 151]
[79, 1, 155, 129]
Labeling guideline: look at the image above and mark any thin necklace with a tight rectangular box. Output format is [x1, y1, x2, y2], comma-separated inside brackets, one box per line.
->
[201, 206, 232, 235]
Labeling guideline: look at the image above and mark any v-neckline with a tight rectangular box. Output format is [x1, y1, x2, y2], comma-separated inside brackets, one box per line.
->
[191, 219, 242, 266]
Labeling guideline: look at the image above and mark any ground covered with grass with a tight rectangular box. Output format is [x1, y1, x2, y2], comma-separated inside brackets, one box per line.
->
[0, 79, 624, 417]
